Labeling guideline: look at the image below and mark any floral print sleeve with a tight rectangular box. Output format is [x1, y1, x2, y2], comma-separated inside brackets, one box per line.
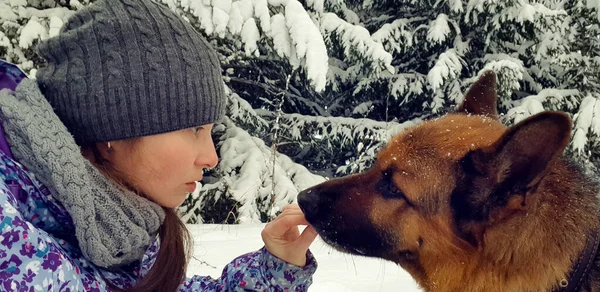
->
[0, 183, 87, 291]
[179, 247, 317, 292]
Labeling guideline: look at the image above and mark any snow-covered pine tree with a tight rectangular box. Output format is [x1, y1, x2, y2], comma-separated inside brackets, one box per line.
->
[560, 0, 600, 170]
[2, 0, 600, 223]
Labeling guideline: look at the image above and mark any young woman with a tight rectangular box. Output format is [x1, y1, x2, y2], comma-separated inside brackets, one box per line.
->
[0, 0, 318, 290]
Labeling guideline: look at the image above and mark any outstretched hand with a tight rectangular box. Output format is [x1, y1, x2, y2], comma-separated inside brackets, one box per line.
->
[261, 204, 318, 267]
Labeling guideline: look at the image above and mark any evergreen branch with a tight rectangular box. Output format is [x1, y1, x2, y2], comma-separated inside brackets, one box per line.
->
[227, 77, 328, 116]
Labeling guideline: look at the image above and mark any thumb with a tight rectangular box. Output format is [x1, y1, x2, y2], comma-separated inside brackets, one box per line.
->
[295, 225, 318, 251]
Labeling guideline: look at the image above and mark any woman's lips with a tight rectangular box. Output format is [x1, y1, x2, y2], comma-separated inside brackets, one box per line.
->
[185, 182, 197, 193]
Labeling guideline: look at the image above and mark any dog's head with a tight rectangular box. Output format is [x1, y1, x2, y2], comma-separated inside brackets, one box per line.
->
[298, 71, 573, 284]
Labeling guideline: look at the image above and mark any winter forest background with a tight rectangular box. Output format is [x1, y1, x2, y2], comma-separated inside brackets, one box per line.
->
[2, 0, 600, 224]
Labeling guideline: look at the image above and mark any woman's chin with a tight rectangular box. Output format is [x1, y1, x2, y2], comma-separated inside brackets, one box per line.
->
[149, 192, 188, 209]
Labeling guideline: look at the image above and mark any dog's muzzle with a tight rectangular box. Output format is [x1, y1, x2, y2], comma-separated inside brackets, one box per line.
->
[297, 188, 321, 221]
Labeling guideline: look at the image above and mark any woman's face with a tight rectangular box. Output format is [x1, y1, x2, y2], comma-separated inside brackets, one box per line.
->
[103, 124, 218, 208]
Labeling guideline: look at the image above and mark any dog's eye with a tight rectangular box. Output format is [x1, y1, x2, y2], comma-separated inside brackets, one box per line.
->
[381, 172, 406, 199]
[385, 182, 406, 200]
[389, 183, 402, 194]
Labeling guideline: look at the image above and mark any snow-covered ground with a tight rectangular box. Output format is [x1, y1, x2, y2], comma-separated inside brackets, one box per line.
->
[187, 224, 422, 291]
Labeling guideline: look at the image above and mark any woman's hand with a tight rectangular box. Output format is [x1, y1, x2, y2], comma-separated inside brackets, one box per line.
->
[261, 204, 318, 267]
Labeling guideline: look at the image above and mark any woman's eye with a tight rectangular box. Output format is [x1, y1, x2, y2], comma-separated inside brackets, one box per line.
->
[192, 127, 203, 135]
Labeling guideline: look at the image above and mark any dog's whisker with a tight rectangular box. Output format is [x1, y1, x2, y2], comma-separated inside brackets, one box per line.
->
[351, 254, 358, 275]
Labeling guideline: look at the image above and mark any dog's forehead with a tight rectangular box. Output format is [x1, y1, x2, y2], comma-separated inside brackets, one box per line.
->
[372, 114, 507, 214]
[378, 114, 507, 167]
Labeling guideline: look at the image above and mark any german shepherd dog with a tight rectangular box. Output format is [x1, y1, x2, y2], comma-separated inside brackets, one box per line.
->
[298, 71, 600, 292]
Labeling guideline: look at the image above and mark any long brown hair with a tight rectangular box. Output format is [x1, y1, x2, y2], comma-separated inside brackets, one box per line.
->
[84, 141, 193, 292]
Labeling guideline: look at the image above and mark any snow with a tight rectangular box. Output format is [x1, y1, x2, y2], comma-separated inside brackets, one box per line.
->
[237, 0, 254, 22]
[491, 3, 565, 29]
[427, 49, 464, 92]
[199, 5, 215, 35]
[227, 2, 244, 35]
[387, 73, 426, 99]
[18, 17, 46, 49]
[241, 18, 260, 56]
[212, 0, 231, 13]
[267, 0, 289, 6]
[327, 59, 350, 91]
[187, 224, 422, 291]
[17, 7, 75, 21]
[186, 1, 214, 34]
[270, 14, 293, 59]
[212, 6, 230, 38]
[9, 0, 26, 7]
[517, 3, 536, 23]
[449, 0, 463, 12]
[285, 0, 328, 91]
[306, 0, 324, 13]
[453, 35, 470, 56]
[427, 14, 450, 44]
[372, 19, 413, 54]
[67, 0, 84, 9]
[320, 12, 394, 75]
[0, 3, 18, 21]
[0, 32, 10, 49]
[572, 95, 600, 154]
[226, 88, 270, 130]
[48, 16, 63, 38]
[352, 101, 373, 115]
[505, 98, 545, 124]
[588, 0, 600, 21]
[252, 0, 271, 33]
[340, 6, 360, 25]
[281, 112, 419, 143]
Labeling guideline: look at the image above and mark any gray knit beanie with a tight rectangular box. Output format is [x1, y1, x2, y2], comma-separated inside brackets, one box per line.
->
[36, 0, 226, 145]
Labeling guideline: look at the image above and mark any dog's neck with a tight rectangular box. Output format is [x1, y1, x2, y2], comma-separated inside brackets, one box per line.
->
[552, 229, 600, 292]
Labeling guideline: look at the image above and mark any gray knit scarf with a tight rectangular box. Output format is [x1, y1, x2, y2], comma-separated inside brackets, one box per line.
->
[0, 79, 166, 269]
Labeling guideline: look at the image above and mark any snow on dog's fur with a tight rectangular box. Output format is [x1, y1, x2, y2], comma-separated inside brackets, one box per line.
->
[298, 71, 600, 292]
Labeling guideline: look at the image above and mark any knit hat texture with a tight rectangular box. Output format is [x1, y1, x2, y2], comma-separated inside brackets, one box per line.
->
[36, 0, 226, 145]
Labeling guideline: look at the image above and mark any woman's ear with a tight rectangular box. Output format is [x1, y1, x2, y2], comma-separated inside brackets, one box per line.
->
[90, 141, 117, 163]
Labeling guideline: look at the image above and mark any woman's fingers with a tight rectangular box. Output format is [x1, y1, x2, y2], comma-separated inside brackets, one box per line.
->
[261, 204, 318, 267]
[295, 225, 318, 250]
[264, 214, 310, 237]
[268, 204, 304, 224]
[282, 204, 299, 212]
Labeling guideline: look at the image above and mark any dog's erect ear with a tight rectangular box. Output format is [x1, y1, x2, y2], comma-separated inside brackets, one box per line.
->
[453, 112, 572, 241]
[457, 71, 499, 119]
[467, 111, 572, 195]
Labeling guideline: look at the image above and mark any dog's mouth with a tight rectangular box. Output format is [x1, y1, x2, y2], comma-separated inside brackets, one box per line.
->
[317, 230, 370, 256]
[312, 222, 389, 258]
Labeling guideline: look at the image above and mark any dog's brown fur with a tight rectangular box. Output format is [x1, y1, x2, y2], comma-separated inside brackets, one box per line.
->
[298, 71, 600, 292]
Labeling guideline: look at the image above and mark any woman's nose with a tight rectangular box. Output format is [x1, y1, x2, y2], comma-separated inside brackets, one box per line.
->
[195, 139, 218, 168]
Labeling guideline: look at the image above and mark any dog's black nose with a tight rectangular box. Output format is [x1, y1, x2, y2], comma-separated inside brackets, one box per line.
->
[297, 188, 320, 218]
